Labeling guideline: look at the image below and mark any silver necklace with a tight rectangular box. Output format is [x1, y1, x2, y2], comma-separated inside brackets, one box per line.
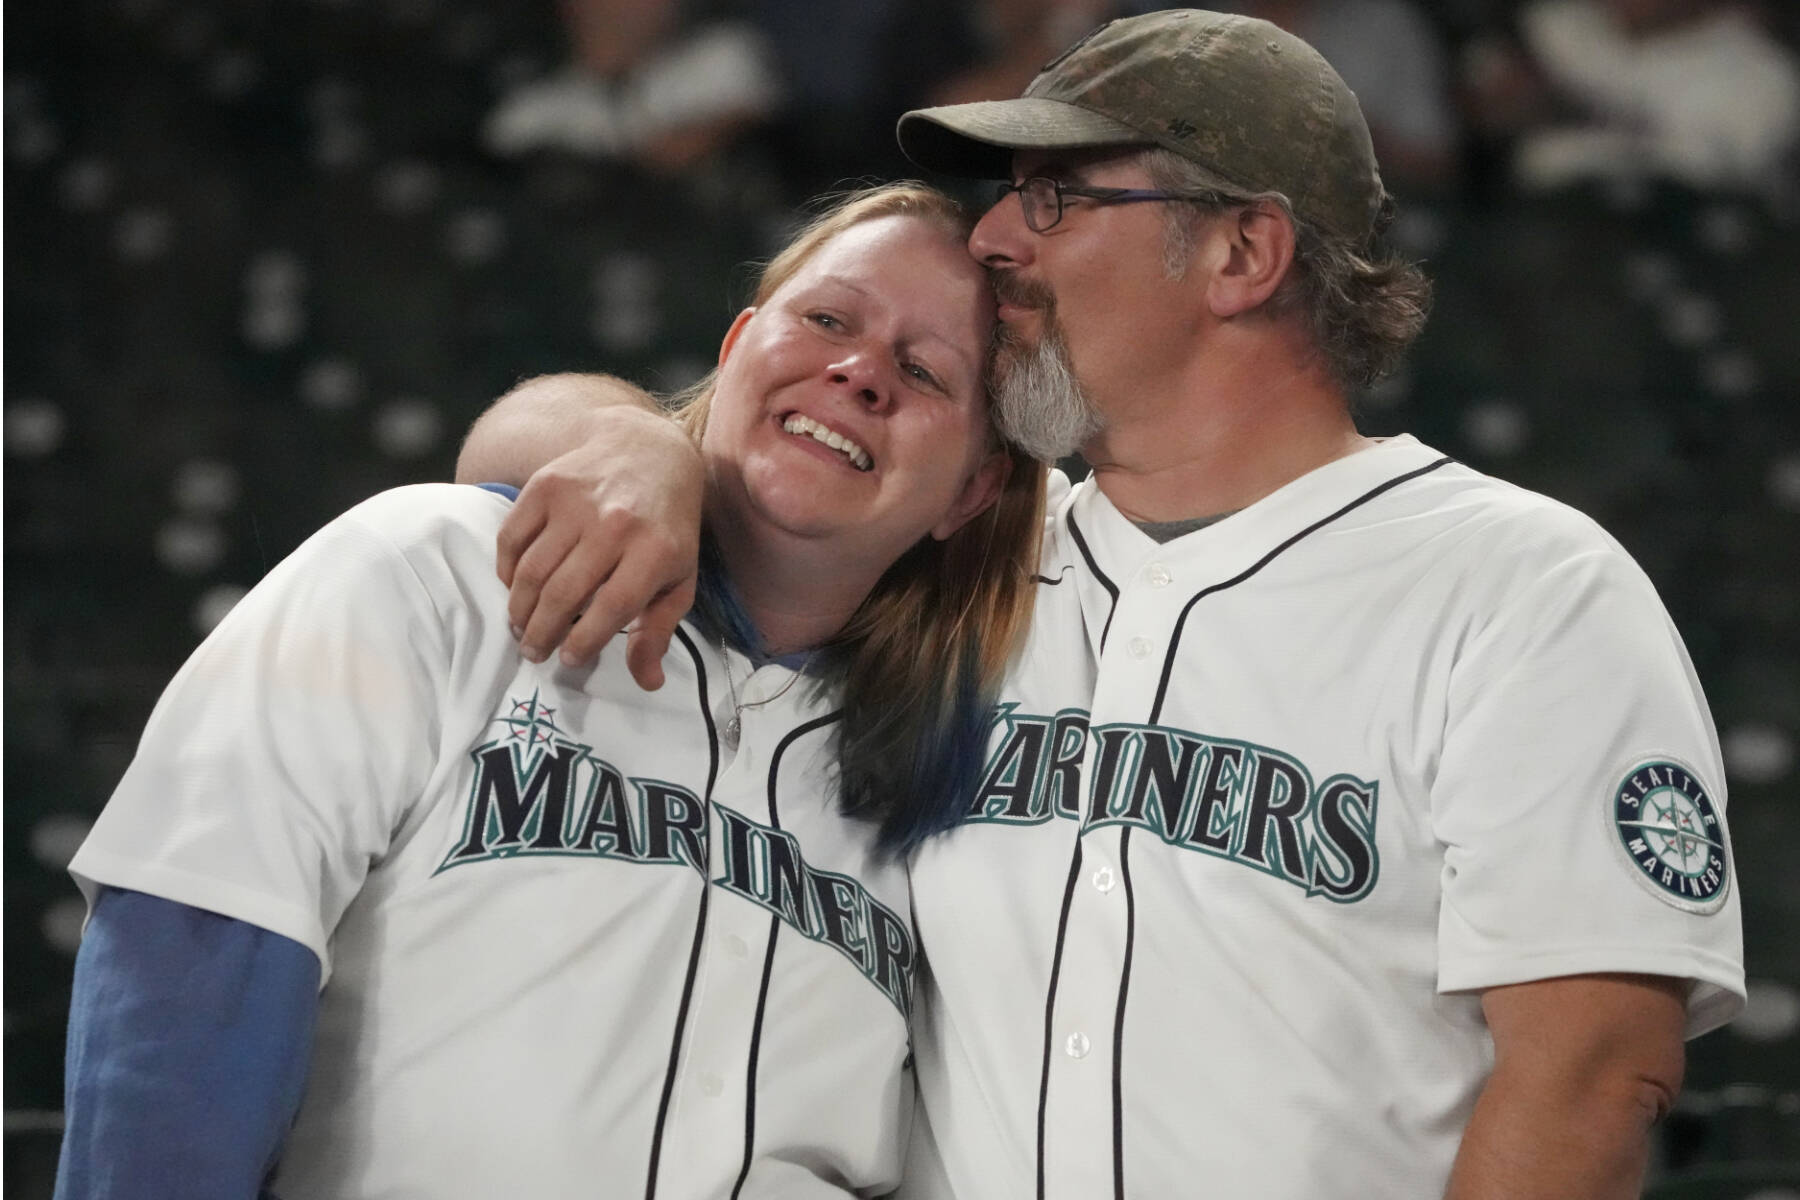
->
[718, 641, 808, 748]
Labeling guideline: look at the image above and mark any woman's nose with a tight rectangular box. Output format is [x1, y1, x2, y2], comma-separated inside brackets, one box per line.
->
[828, 352, 888, 410]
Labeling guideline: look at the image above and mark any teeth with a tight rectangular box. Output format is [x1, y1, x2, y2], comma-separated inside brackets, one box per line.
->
[782, 414, 872, 471]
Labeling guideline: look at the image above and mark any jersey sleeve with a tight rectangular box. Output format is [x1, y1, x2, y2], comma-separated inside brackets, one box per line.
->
[55, 887, 320, 1200]
[68, 489, 460, 978]
[1430, 511, 1745, 1037]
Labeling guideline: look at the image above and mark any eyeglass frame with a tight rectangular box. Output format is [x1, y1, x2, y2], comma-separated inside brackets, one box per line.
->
[994, 176, 1234, 233]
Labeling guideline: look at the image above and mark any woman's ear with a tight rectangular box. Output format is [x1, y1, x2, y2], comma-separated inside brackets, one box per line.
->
[931, 449, 1011, 541]
[717, 307, 757, 365]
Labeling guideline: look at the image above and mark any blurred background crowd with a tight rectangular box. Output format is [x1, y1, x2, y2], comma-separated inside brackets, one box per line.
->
[5, 0, 1799, 1194]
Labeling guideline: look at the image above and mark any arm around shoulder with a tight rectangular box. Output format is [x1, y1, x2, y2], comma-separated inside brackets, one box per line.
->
[459, 373, 705, 684]
[454, 372, 668, 487]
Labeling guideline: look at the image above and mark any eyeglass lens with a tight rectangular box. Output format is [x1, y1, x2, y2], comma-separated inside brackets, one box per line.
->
[996, 178, 1061, 232]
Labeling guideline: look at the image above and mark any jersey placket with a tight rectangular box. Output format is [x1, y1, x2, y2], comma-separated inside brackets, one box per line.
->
[1042, 550, 1177, 1199]
[655, 655, 792, 1196]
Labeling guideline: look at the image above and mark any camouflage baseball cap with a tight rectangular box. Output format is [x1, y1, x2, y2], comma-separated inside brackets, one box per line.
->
[897, 9, 1383, 240]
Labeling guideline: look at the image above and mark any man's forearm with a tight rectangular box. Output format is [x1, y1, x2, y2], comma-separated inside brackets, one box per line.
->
[454, 372, 664, 486]
[1446, 973, 1686, 1200]
[1445, 1059, 1667, 1199]
[460, 371, 704, 678]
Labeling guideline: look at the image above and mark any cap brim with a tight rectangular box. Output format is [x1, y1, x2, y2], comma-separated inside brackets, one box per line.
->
[898, 98, 1150, 179]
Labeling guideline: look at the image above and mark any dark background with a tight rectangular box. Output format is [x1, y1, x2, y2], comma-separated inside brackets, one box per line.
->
[6, 0, 1797, 1194]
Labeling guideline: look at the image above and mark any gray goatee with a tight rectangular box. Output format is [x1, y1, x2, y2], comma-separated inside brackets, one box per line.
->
[990, 305, 1103, 463]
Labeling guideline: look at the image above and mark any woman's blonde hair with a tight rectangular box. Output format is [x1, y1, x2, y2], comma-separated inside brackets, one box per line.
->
[675, 181, 1047, 854]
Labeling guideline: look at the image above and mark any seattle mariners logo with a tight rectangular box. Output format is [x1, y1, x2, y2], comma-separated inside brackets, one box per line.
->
[435, 691, 917, 1013]
[439, 688, 707, 873]
[968, 706, 1381, 903]
[1611, 759, 1730, 914]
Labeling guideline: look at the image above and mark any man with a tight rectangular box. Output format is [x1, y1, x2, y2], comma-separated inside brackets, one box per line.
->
[468, 11, 1744, 1197]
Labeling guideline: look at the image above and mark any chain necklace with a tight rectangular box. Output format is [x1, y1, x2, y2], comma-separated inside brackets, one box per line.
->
[718, 640, 809, 748]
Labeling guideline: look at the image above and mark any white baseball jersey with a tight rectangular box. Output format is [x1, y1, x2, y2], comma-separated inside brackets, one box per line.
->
[901, 434, 1745, 1198]
[70, 483, 916, 1199]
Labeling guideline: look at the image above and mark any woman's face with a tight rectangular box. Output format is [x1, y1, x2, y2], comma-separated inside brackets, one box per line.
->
[702, 214, 1005, 574]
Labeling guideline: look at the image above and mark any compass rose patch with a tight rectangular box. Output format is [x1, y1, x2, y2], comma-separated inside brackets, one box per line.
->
[1611, 759, 1730, 914]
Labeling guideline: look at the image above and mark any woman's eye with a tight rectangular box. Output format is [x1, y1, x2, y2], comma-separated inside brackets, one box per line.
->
[903, 362, 944, 391]
[807, 312, 842, 330]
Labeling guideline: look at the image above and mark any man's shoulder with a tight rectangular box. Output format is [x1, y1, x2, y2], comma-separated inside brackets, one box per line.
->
[1419, 456, 1625, 558]
[1036, 438, 1633, 581]
[1384, 454, 1671, 620]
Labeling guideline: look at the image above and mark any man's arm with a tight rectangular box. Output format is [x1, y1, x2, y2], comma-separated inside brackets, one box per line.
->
[457, 373, 705, 685]
[1446, 972, 1687, 1200]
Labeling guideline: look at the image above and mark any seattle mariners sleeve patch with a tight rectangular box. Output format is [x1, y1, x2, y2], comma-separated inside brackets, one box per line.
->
[1609, 758, 1730, 914]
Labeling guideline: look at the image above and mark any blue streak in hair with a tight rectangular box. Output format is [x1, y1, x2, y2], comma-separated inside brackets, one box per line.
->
[689, 530, 769, 661]
[693, 525, 991, 856]
[880, 646, 989, 857]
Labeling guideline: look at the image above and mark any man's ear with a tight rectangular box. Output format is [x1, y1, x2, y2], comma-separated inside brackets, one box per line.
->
[717, 307, 757, 365]
[1206, 202, 1296, 318]
[931, 449, 1011, 541]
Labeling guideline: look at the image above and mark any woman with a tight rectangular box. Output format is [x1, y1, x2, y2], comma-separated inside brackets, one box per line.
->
[57, 183, 1046, 1199]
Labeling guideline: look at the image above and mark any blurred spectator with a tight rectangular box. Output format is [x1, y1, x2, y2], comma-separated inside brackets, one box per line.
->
[1212, 1, 1463, 196]
[924, 0, 1122, 107]
[746, 0, 908, 184]
[1463, 0, 1800, 200]
[482, 0, 784, 174]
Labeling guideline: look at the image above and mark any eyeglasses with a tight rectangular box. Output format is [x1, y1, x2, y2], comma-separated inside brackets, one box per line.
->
[995, 176, 1228, 233]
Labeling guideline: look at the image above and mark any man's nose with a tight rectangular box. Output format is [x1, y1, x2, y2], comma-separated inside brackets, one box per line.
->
[969, 192, 1032, 269]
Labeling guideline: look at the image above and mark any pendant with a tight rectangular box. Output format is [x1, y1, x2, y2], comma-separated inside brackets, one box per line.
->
[723, 714, 741, 748]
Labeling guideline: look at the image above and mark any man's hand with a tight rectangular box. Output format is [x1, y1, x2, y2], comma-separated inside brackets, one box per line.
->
[498, 405, 704, 687]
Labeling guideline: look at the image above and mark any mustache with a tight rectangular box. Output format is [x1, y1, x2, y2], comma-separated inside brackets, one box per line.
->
[989, 271, 1054, 313]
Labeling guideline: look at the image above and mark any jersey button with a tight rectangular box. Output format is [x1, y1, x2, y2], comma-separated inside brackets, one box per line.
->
[1128, 636, 1152, 660]
[726, 934, 749, 959]
[699, 1072, 724, 1097]
[1065, 1032, 1090, 1059]
[1092, 866, 1115, 893]
[1146, 563, 1172, 588]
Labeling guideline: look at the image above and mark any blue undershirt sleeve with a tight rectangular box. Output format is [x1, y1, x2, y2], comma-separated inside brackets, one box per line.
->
[54, 886, 322, 1200]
